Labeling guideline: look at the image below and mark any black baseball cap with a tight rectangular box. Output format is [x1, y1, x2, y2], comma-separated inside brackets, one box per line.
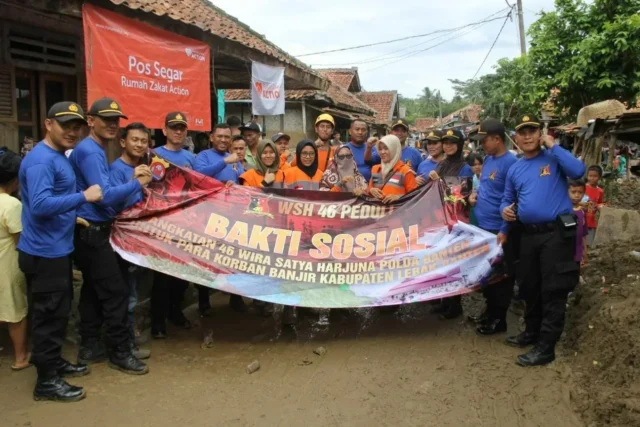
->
[441, 129, 464, 141]
[47, 101, 87, 124]
[424, 129, 443, 142]
[165, 111, 188, 127]
[515, 114, 541, 131]
[471, 118, 506, 141]
[239, 121, 261, 133]
[391, 119, 410, 131]
[88, 97, 128, 119]
[271, 132, 290, 143]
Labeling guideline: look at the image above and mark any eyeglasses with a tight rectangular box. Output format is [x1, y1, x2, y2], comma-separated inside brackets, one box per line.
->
[337, 154, 353, 160]
[301, 152, 315, 158]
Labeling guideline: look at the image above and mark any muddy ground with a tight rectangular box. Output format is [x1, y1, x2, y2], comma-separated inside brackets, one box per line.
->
[1, 293, 582, 427]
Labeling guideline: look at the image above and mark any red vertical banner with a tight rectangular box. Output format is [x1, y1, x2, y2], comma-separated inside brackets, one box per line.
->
[83, 4, 211, 130]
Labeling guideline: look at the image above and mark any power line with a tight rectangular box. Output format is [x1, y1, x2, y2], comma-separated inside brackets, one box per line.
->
[310, 8, 510, 68]
[295, 12, 511, 57]
[472, 9, 513, 79]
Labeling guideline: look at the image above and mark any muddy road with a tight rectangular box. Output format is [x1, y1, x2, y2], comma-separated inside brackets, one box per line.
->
[1, 295, 583, 427]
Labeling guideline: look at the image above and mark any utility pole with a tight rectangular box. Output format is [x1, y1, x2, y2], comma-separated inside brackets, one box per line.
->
[438, 90, 443, 124]
[516, 0, 527, 56]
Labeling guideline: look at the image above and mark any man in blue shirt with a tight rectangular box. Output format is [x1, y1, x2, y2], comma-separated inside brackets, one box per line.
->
[417, 130, 445, 178]
[195, 123, 243, 186]
[110, 122, 151, 361]
[390, 119, 422, 171]
[468, 119, 518, 336]
[154, 111, 196, 168]
[18, 101, 103, 402]
[347, 119, 379, 182]
[69, 98, 151, 375]
[500, 114, 585, 367]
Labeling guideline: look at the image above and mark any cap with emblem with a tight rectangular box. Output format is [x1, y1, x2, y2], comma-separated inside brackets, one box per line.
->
[239, 121, 262, 133]
[471, 118, 506, 141]
[47, 101, 87, 124]
[165, 111, 188, 127]
[87, 97, 128, 119]
[271, 132, 291, 143]
[391, 119, 409, 131]
[315, 113, 335, 127]
[515, 114, 541, 131]
[441, 129, 464, 141]
[424, 129, 443, 142]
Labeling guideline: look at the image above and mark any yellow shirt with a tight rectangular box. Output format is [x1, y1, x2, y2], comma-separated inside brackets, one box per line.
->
[0, 193, 27, 322]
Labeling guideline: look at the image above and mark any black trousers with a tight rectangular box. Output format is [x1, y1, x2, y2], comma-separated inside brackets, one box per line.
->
[150, 272, 189, 328]
[481, 228, 517, 320]
[519, 225, 579, 345]
[74, 225, 130, 352]
[18, 252, 72, 376]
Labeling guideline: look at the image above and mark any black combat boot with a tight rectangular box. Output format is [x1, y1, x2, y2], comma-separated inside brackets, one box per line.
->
[505, 331, 539, 348]
[33, 370, 86, 402]
[516, 342, 556, 367]
[467, 309, 489, 324]
[476, 318, 507, 335]
[77, 340, 107, 365]
[56, 358, 91, 378]
[109, 350, 149, 375]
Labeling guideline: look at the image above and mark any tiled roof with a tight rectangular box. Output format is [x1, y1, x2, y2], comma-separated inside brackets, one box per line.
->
[224, 89, 316, 101]
[355, 91, 398, 124]
[317, 68, 360, 92]
[109, 0, 319, 75]
[441, 104, 482, 125]
[414, 118, 439, 132]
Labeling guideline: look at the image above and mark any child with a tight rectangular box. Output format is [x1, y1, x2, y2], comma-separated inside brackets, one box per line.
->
[568, 179, 590, 268]
[584, 165, 604, 246]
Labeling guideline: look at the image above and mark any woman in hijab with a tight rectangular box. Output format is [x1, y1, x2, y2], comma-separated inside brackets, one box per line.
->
[367, 135, 417, 204]
[319, 145, 367, 195]
[427, 129, 473, 180]
[283, 139, 323, 190]
[240, 140, 284, 187]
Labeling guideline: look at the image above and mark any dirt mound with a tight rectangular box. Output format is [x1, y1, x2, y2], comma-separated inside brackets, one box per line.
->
[604, 179, 640, 211]
[563, 242, 640, 426]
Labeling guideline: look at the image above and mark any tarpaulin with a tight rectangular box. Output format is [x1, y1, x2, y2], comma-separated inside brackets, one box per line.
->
[83, 4, 211, 130]
[111, 155, 502, 308]
[251, 61, 285, 116]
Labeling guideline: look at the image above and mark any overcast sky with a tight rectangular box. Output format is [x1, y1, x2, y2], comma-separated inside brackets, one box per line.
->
[211, 0, 556, 100]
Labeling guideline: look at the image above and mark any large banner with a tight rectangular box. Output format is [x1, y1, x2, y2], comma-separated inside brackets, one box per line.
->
[251, 61, 285, 116]
[83, 4, 211, 130]
[111, 157, 502, 308]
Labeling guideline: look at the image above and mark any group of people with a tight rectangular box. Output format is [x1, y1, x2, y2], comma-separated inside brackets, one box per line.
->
[0, 96, 603, 402]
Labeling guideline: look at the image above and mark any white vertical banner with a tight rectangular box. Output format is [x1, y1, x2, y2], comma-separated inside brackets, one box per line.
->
[251, 61, 285, 115]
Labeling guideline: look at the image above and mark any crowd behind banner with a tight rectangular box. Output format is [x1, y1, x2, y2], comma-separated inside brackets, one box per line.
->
[1, 96, 604, 402]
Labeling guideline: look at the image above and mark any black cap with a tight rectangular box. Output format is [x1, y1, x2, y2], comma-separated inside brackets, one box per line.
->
[47, 101, 87, 124]
[441, 129, 464, 141]
[239, 121, 261, 133]
[165, 111, 188, 127]
[271, 132, 290, 143]
[391, 118, 410, 131]
[87, 97, 128, 119]
[471, 118, 506, 141]
[0, 148, 22, 184]
[514, 114, 541, 131]
[424, 129, 443, 142]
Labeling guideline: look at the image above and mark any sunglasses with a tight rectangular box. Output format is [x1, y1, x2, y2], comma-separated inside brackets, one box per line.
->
[336, 153, 353, 160]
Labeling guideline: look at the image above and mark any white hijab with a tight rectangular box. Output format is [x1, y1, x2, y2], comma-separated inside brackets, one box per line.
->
[378, 135, 402, 178]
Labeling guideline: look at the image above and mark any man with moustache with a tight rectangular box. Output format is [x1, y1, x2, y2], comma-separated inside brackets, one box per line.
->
[239, 121, 262, 169]
[390, 119, 422, 171]
[347, 119, 380, 182]
[18, 102, 103, 401]
[69, 98, 151, 375]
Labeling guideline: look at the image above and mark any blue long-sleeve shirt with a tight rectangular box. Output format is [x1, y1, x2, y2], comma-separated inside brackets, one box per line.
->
[69, 136, 141, 222]
[475, 151, 518, 233]
[18, 142, 87, 257]
[195, 149, 244, 183]
[501, 145, 585, 225]
[346, 142, 380, 182]
[417, 159, 439, 177]
[155, 146, 195, 168]
[109, 158, 143, 213]
[401, 146, 423, 171]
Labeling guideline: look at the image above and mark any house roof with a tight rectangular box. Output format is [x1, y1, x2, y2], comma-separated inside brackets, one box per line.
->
[441, 104, 482, 126]
[108, 0, 327, 89]
[355, 91, 398, 125]
[414, 118, 439, 132]
[317, 68, 361, 92]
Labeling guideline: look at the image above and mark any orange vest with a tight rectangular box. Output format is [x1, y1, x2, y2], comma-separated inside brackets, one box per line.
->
[279, 153, 292, 170]
[291, 146, 335, 172]
[240, 168, 285, 188]
[283, 166, 323, 190]
[368, 162, 417, 196]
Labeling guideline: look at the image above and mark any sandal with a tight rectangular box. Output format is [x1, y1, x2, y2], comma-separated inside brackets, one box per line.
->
[11, 355, 33, 371]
